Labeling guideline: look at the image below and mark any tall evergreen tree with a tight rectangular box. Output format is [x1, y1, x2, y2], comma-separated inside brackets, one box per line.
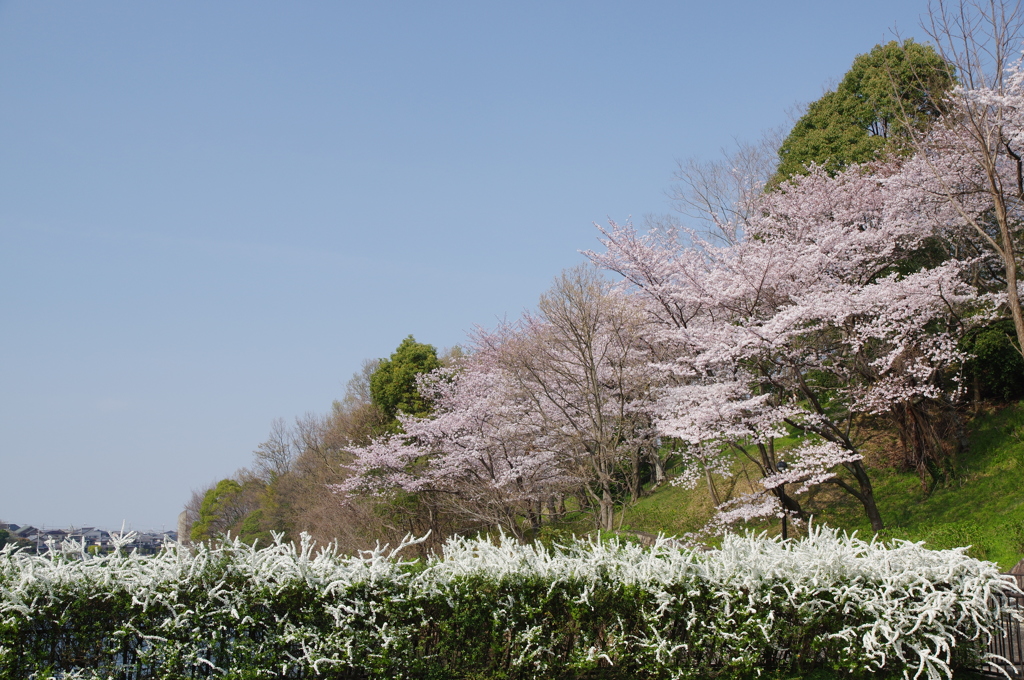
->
[772, 40, 955, 185]
[370, 335, 441, 430]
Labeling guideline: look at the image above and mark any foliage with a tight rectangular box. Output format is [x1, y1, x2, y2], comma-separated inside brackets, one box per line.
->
[0, 527, 1013, 680]
[190, 478, 245, 542]
[342, 359, 572, 541]
[187, 476, 274, 546]
[369, 335, 442, 428]
[961, 320, 1024, 402]
[772, 40, 954, 184]
[607, 8, 1024, 542]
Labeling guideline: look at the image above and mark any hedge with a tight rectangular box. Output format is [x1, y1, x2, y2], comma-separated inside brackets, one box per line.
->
[0, 526, 1016, 680]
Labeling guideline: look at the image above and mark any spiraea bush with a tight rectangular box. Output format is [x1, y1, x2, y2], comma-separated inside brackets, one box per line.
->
[0, 526, 1016, 680]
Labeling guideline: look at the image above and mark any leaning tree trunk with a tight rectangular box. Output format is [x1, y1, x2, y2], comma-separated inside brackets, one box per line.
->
[989, 168, 1024, 357]
[832, 460, 884, 532]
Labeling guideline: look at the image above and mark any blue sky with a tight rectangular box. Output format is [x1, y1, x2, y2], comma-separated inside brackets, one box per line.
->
[0, 1, 937, 530]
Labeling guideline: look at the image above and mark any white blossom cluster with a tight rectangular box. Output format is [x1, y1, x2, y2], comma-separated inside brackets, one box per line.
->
[0, 527, 1016, 680]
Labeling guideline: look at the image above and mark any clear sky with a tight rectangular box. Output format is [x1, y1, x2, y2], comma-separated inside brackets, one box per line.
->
[0, 1, 938, 531]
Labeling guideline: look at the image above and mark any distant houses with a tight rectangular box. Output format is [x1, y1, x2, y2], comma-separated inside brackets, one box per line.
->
[0, 522, 178, 554]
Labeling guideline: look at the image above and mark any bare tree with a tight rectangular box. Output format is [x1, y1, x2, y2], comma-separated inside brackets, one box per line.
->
[252, 418, 299, 481]
[330, 359, 388, 446]
[668, 128, 787, 245]
[492, 266, 659, 532]
[184, 357, 414, 554]
[908, 0, 1024, 354]
[182, 482, 212, 540]
[270, 362, 436, 554]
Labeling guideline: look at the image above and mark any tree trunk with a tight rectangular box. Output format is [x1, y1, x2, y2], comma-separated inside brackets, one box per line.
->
[774, 486, 804, 521]
[628, 449, 642, 502]
[993, 191, 1024, 356]
[846, 460, 884, 531]
[650, 448, 666, 487]
[601, 482, 615, 531]
[527, 503, 541, 541]
[705, 468, 721, 506]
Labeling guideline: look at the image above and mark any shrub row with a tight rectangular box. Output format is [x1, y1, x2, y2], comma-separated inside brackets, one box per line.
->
[0, 526, 1016, 680]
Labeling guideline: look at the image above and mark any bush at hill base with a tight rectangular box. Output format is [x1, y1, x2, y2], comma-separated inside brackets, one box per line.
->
[0, 526, 1016, 680]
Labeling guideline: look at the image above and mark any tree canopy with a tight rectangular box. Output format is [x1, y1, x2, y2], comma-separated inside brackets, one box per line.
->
[189, 479, 245, 542]
[772, 40, 955, 184]
[369, 335, 442, 427]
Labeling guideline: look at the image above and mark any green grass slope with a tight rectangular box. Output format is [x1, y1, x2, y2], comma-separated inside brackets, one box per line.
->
[621, 402, 1024, 570]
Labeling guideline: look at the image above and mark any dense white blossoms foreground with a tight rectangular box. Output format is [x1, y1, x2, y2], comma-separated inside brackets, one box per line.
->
[0, 526, 1016, 680]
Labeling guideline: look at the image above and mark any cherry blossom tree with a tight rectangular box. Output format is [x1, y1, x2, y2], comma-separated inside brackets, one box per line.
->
[481, 265, 662, 532]
[892, 0, 1024, 354]
[339, 356, 569, 541]
[588, 162, 993, 533]
[343, 266, 663, 536]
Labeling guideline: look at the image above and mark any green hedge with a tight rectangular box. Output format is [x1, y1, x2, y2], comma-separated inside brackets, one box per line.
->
[0, 527, 1015, 679]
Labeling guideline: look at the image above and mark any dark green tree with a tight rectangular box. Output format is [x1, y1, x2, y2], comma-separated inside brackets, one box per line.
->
[962, 320, 1024, 403]
[369, 335, 442, 429]
[772, 40, 955, 185]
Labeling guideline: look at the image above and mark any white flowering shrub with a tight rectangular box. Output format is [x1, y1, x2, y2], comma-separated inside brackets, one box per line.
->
[0, 526, 1015, 679]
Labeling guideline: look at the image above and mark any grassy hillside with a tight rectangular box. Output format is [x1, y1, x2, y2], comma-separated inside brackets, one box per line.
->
[620, 402, 1024, 570]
